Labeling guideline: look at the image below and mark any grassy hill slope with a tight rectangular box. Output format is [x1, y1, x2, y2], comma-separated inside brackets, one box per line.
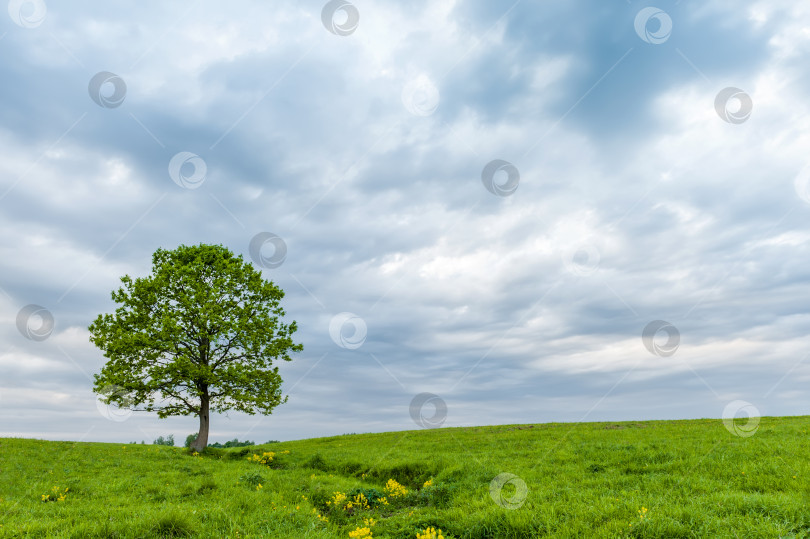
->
[2, 416, 810, 538]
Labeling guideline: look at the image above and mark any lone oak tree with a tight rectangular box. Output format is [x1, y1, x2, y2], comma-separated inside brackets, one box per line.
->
[90, 243, 302, 451]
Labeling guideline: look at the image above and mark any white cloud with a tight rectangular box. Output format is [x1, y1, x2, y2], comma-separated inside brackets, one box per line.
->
[1, 0, 809, 443]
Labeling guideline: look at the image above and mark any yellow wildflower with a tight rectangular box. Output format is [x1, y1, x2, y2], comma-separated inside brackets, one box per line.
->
[329, 491, 347, 507]
[416, 527, 445, 539]
[41, 486, 68, 503]
[352, 492, 370, 509]
[384, 479, 408, 498]
[246, 452, 275, 466]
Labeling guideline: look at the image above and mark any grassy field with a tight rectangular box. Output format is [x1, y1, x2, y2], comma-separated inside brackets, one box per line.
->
[2, 416, 810, 538]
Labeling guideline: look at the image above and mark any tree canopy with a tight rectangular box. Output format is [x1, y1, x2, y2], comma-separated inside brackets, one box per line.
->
[90, 243, 303, 451]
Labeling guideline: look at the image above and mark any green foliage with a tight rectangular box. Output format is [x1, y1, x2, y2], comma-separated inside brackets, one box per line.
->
[305, 453, 329, 471]
[4, 417, 810, 537]
[149, 511, 196, 537]
[364, 460, 429, 486]
[238, 471, 265, 487]
[416, 482, 456, 508]
[209, 438, 255, 448]
[153, 435, 175, 446]
[346, 486, 385, 507]
[184, 433, 197, 449]
[196, 479, 217, 495]
[222, 448, 252, 460]
[89, 243, 303, 450]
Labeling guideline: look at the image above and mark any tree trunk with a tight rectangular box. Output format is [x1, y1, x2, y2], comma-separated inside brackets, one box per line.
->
[192, 337, 211, 452]
[192, 393, 210, 452]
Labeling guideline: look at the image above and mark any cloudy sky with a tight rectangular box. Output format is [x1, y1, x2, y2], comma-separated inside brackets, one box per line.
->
[2, 0, 810, 444]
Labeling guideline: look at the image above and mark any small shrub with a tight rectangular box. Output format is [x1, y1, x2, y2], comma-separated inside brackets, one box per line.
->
[184, 433, 197, 449]
[153, 435, 175, 446]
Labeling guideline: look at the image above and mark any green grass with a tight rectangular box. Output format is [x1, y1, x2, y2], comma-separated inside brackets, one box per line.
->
[2, 416, 810, 538]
